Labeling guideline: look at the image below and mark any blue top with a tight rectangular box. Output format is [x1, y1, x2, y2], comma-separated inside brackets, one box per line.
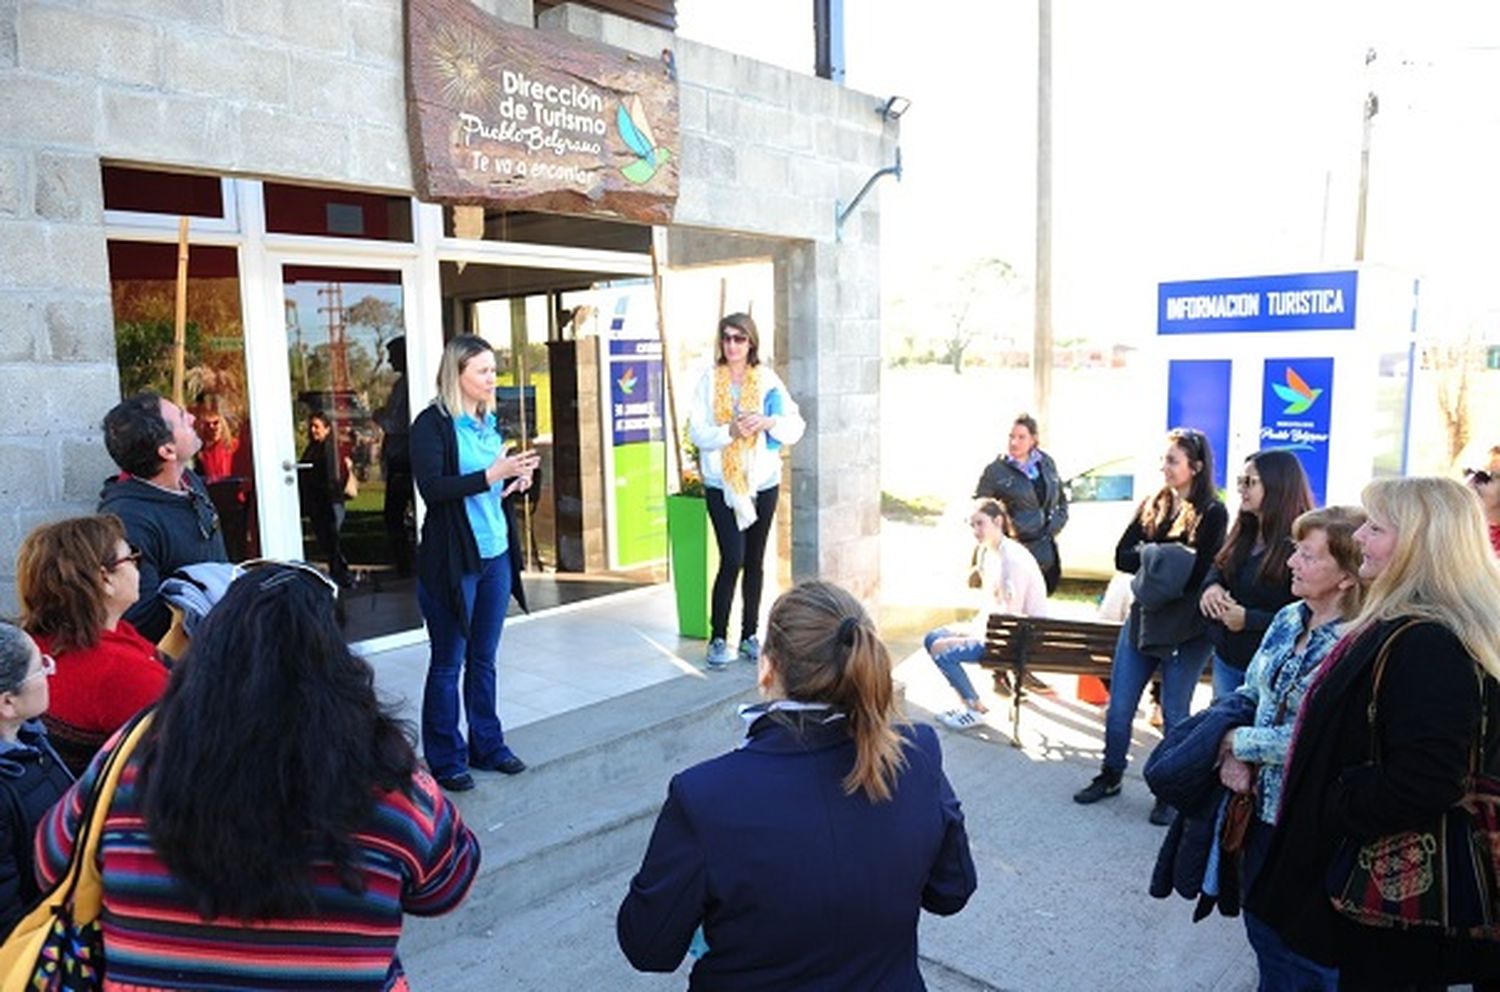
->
[1231, 601, 1346, 823]
[618, 714, 976, 990]
[1005, 449, 1042, 479]
[454, 413, 508, 559]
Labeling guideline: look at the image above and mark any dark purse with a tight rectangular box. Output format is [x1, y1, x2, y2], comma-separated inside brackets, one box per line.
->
[1324, 623, 1500, 938]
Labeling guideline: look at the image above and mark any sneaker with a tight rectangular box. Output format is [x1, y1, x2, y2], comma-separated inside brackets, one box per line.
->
[938, 709, 982, 730]
[1149, 798, 1175, 826]
[1073, 771, 1122, 804]
[992, 672, 1013, 697]
[738, 636, 760, 663]
[436, 772, 475, 793]
[706, 638, 732, 668]
[1021, 672, 1056, 696]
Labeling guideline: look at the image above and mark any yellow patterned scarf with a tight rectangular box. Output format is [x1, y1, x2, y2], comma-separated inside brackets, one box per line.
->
[713, 363, 761, 500]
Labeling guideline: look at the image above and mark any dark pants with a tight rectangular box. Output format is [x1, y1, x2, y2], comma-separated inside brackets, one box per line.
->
[417, 553, 512, 779]
[309, 500, 348, 581]
[705, 485, 779, 642]
[1243, 818, 1339, 991]
[383, 463, 414, 575]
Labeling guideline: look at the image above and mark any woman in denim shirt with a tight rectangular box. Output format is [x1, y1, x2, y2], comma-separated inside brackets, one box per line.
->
[1218, 506, 1366, 992]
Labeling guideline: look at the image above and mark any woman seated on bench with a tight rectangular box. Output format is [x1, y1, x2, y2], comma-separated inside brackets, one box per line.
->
[925, 499, 1048, 729]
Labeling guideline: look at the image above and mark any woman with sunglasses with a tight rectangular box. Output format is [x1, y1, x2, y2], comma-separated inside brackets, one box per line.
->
[1466, 446, 1500, 556]
[0, 621, 72, 935]
[412, 335, 537, 792]
[1074, 428, 1227, 823]
[1199, 450, 1313, 699]
[16, 514, 168, 776]
[687, 313, 805, 669]
[36, 562, 479, 991]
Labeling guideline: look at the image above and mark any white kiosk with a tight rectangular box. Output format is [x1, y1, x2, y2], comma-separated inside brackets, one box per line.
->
[1148, 267, 1418, 506]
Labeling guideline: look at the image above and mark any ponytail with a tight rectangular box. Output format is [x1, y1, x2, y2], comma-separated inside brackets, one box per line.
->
[764, 581, 908, 803]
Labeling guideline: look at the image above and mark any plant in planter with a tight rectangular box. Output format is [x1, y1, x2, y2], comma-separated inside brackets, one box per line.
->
[667, 437, 715, 638]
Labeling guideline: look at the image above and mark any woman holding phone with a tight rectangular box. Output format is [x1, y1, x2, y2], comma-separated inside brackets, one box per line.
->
[411, 334, 537, 792]
[687, 312, 805, 669]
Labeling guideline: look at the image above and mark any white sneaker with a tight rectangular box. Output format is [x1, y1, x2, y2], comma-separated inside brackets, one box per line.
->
[706, 638, 732, 668]
[938, 709, 981, 730]
[738, 636, 760, 663]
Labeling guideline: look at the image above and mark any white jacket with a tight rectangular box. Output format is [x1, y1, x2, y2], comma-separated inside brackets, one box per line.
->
[687, 364, 805, 496]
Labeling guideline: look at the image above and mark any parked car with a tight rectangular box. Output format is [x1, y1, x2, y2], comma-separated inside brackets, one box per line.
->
[1057, 457, 1139, 580]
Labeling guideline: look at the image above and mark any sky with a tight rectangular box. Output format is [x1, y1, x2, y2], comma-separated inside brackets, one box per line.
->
[675, 1, 1500, 346]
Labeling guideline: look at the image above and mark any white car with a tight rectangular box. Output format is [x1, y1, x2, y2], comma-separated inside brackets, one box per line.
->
[1056, 457, 1139, 581]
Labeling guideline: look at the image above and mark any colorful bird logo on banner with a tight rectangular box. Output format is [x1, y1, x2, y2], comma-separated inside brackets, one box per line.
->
[1272, 366, 1323, 415]
[617, 96, 670, 184]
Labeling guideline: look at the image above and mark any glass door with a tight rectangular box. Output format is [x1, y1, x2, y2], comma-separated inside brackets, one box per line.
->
[259, 261, 420, 642]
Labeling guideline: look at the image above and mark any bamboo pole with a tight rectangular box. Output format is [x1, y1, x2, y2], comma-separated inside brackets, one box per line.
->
[171, 216, 190, 407]
[650, 228, 684, 491]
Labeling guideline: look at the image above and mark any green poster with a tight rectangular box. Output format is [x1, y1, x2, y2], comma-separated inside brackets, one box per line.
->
[613, 441, 667, 566]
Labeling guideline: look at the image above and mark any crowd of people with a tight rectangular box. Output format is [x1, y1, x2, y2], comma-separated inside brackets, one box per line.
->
[1, 314, 1499, 990]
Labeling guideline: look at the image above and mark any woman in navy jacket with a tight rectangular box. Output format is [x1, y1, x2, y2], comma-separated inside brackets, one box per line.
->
[411, 335, 537, 793]
[618, 580, 977, 991]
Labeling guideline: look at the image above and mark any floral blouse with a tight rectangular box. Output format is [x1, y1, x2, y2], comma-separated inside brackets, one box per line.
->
[1231, 601, 1346, 824]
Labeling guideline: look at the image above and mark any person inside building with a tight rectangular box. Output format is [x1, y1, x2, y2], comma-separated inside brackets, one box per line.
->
[376, 336, 414, 576]
[1218, 506, 1366, 991]
[15, 514, 169, 776]
[1199, 449, 1313, 699]
[98, 391, 228, 644]
[298, 410, 353, 587]
[194, 393, 255, 560]
[687, 312, 805, 669]
[924, 499, 1048, 729]
[1074, 427, 1227, 825]
[973, 413, 1068, 594]
[35, 561, 480, 990]
[0, 621, 73, 935]
[1467, 445, 1500, 557]
[618, 580, 976, 989]
[411, 334, 537, 792]
[1250, 477, 1500, 989]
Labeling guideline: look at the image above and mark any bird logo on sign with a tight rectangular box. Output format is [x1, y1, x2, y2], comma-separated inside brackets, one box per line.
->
[617, 96, 670, 184]
[1272, 367, 1323, 415]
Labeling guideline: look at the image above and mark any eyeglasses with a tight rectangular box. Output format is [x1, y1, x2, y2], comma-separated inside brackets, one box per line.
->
[1235, 475, 1261, 489]
[721, 333, 749, 345]
[105, 544, 143, 570]
[236, 558, 340, 600]
[17, 654, 56, 688]
[1467, 469, 1494, 486]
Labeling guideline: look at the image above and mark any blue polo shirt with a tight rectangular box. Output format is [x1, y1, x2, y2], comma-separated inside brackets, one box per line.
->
[455, 412, 508, 559]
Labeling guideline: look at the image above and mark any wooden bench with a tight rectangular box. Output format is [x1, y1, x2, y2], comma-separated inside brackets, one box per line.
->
[981, 614, 1122, 747]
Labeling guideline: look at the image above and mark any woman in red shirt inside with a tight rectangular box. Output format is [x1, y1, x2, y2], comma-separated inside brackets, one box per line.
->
[16, 514, 168, 775]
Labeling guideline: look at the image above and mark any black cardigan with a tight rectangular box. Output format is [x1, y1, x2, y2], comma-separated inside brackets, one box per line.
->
[1247, 619, 1500, 985]
[411, 405, 527, 631]
[972, 450, 1068, 572]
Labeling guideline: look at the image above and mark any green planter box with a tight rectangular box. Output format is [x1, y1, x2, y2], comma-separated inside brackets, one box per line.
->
[667, 493, 717, 639]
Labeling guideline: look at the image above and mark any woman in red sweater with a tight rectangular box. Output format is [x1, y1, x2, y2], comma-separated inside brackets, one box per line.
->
[17, 514, 168, 775]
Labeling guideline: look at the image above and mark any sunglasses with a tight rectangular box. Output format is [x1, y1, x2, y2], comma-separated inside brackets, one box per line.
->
[15, 653, 56, 689]
[1235, 475, 1261, 489]
[236, 558, 340, 600]
[721, 333, 749, 344]
[1467, 469, 1494, 486]
[105, 544, 143, 570]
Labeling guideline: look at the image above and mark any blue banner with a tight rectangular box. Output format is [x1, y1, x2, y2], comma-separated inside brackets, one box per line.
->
[1166, 359, 1231, 492]
[1259, 357, 1334, 505]
[608, 338, 664, 445]
[1158, 271, 1358, 335]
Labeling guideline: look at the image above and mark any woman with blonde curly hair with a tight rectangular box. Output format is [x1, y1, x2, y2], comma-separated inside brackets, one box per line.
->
[17, 513, 167, 775]
[619, 580, 976, 990]
[1251, 477, 1500, 989]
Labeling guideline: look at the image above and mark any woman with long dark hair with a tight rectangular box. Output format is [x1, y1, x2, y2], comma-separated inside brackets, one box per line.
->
[411, 334, 537, 791]
[1074, 428, 1228, 824]
[17, 513, 168, 775]
[1199, 449, 1313, 699]
[686, 312, 805, 669]
[618, 580, 976, 990]
[36, 563, 479, 990]
[1250, 478, 1500, 989]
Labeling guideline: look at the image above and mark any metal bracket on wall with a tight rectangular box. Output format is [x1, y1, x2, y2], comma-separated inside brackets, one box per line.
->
[834, 147, 901, 243]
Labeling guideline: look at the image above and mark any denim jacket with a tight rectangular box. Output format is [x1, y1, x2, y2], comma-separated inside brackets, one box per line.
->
[1231, 601, 1345, 823]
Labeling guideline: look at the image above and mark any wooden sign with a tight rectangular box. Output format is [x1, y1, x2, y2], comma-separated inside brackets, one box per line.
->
[406, 0, 679, 224]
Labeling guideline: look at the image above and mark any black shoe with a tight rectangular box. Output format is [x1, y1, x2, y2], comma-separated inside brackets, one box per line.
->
[473, 752, 527, 775]
[1149, 798, 1175, 826]
[1073, 771, 1122, 804]
[992, 672, 1013, 697]
[436, 772, 475, 792]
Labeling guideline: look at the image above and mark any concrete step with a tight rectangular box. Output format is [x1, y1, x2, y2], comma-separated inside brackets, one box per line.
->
[399, 663, 759, 959]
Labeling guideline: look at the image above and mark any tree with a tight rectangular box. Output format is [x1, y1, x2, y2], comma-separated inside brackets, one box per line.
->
[942, 257, 1017, 374]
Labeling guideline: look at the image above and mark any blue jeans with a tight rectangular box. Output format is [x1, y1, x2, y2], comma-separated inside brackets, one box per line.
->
[1101, 626, 1211, 772]
[418, 553, 513, 778]
[1212, 653, 1248, 701]
[924, 626, 984, 704]
[1243, 818, 1339, 991]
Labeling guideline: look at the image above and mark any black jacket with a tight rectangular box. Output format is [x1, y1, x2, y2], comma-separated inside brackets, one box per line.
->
[1247, 620, 1500, 984]
[0, 721, 73, 934]
[1202, 545, 1296, 671]
[973, 450, 1067, 573]
[98, 471, 229, 643]
[411, 405, 527, 631]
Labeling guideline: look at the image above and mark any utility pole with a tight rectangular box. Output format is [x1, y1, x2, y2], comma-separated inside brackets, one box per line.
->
[1033, 0, 1053, 425]
[1355, 48, 1378, 262]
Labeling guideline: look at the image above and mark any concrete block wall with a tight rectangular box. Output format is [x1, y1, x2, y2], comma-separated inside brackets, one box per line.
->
[0, 0, 892, 608]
